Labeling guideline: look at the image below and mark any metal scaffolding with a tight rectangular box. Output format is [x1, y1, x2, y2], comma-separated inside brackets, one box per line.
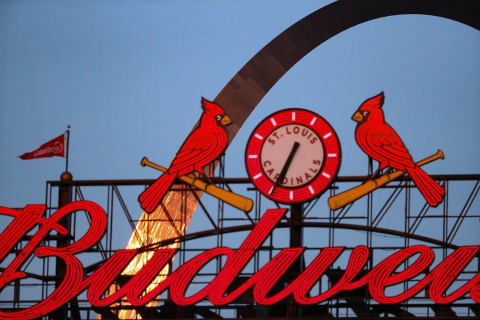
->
[1, 168, 479, 319]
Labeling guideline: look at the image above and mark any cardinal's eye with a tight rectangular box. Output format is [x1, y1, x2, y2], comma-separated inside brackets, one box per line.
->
[215, 115, 222, 121]
[362, 111, 369, 117]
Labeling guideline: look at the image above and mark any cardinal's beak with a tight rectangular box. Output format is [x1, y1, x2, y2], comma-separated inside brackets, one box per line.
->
[351, 111, 363, 123]
[221, 114, 232, 126]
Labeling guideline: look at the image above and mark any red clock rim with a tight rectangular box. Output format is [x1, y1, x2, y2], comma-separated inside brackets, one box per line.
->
[245, 108, 341, 204]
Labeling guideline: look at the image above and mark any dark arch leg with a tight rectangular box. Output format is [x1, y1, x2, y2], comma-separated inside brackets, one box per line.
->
[213, 0, 479, 144]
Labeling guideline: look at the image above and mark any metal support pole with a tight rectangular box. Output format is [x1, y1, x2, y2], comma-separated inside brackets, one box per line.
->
[287, 202, 303, 318]
[50, 171, 80, 320]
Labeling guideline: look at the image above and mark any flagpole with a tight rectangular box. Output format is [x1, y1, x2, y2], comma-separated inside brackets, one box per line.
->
[65, 125, 71, 172]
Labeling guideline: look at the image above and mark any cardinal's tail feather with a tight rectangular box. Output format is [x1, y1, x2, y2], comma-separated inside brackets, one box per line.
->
[407, 167, 444, 207]
[139, 173, 177, 213]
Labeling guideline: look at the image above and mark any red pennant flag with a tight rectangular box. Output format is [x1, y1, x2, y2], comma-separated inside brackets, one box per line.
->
[19, 133, 66, 160]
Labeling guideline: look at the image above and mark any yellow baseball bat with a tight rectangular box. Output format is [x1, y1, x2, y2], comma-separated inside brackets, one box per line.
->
[328, 150, 444, 210]
[141, 157, 253, 213]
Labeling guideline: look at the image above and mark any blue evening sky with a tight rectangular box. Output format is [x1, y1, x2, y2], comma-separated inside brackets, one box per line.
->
[0, 2, 479, 241]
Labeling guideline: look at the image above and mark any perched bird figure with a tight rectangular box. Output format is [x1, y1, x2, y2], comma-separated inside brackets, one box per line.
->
[139, 98, 232, 213]
[352, 92, 444, 207]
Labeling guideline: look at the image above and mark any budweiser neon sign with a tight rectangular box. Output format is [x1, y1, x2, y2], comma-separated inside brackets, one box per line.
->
[0, 201, 479, 319]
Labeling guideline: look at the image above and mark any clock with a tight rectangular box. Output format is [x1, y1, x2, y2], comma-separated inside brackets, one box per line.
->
[245, 108, 341, 203]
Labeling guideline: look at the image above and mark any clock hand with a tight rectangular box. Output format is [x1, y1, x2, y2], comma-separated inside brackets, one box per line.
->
[270, 141, 300, 194]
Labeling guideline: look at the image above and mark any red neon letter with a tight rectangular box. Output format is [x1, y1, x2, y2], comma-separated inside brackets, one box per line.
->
[291, 247, 345, 304]
[471, 284, 480, 303]
[85, 249, 139, 306]
[208, 208, 287, 304]
[366, 245, 434, 304]
[428, 245, 480, 303]
[0, 201, 106, 320]
[295, 245, 370, 304]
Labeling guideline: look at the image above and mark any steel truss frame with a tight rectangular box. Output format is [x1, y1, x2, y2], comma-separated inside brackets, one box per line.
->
[1, 167, 479, 319]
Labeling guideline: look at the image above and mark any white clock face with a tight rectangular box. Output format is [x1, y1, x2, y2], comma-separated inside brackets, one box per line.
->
[260, 124, 324, 187]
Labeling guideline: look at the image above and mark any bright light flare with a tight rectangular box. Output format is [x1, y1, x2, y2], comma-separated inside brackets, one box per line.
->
[100, 187, 201, 319]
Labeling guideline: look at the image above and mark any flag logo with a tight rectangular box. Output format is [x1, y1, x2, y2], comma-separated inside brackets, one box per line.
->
[19, 133, 66, 160]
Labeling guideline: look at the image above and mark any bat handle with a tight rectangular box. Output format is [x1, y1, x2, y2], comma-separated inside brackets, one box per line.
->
[417, 149, 444, 166]
[141, 157, 168, 173]
[438, 149, 445, 160]
[141, 156, 148, 167]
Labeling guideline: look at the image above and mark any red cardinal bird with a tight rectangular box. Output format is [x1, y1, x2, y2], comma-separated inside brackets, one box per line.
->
[352, 92, 444, 207]
[139, 98, 232, 213]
